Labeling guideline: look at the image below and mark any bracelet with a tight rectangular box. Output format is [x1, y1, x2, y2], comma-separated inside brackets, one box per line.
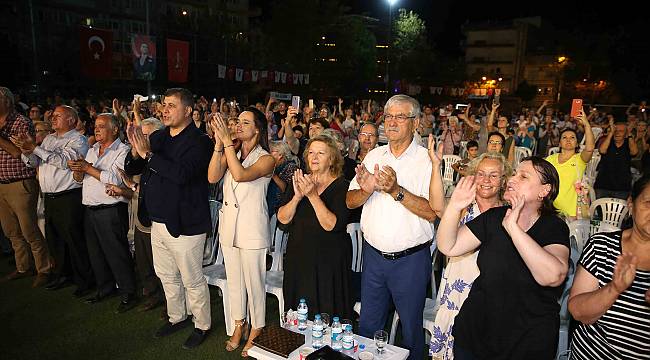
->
[214, 147, 224, 153]
[224, 144, 234, 149]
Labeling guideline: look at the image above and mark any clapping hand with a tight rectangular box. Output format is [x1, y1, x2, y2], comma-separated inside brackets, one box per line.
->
[502, 193, 525, 233]
[377, 165, 399, 196]
[611, 253, 638, 295]
[126, 122, 151, 158]
[448, 176, 477, 212]
[355, 163, 380, 194]
[10, 133, 36, 154]
[105, 184, 126, 197]
[292, 169, 316, 200]
[210, 113, 232, 146]
[428, 134, 443, 168]
[67, 158, 92, 173]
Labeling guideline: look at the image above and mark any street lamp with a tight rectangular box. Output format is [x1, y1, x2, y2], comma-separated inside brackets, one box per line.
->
[385, 0, 398, 96]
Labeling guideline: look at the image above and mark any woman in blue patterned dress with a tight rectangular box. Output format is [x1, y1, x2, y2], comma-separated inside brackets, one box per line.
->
[428, 144, 511, 359]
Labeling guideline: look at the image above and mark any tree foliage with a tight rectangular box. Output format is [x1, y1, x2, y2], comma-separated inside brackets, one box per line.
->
[391, 9, 435, 82]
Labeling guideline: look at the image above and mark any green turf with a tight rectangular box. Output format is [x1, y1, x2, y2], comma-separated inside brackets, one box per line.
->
[0, 255, 279, 360]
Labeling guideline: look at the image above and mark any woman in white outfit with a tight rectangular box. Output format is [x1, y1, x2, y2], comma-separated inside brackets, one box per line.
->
[208, 107, 275, 357]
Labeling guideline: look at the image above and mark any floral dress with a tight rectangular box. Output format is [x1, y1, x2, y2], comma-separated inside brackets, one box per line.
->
[429, 202, 481, 359]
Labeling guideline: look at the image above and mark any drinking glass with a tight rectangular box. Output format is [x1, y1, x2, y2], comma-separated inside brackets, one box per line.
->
[374, 330, 388, 355]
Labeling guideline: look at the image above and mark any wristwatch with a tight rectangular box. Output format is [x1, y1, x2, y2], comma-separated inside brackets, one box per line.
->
[144, 151, 154, 162]
[394, 186, 405, 202]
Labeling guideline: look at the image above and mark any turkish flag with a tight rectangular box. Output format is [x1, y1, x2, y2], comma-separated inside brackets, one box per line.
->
[80, 26, 113, 79]
[167, 39, 189, 83]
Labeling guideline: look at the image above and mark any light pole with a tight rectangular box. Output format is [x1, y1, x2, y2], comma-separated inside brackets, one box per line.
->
[385, 0, 397, 97]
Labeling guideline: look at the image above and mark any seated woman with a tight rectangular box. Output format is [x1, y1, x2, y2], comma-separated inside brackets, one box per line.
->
[546, 108, 595, 219]
[428, 135, 511, 359]
[437, 156, 570, 359]
[278, 134, 353, 320]
[568, 176, 650, 359]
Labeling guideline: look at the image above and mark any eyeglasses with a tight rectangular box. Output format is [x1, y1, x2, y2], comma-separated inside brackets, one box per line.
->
[359, 132, 377, 138]
[488, 140, 503, 145]
[476, 171, 502, 181]
[384, 114, 416, 123]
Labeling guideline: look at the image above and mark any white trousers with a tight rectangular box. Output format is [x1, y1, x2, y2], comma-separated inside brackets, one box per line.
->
[221, 245, 266, 329]
[151, 222, 211, 330]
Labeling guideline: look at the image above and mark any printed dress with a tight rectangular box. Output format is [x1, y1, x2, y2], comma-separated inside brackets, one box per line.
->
[429, 202, 481, 359]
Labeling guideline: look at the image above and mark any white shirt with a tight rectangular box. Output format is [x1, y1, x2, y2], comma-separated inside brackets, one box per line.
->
[22, 129, 89, 193]
[349, 138, 434, 253]
[81, 138, 129, 206]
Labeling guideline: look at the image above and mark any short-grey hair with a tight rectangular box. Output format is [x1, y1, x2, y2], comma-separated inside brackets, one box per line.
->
[58, 105, 80, 124]
[0, 87, 15, 107]
[141, 117, 164, 130]
[96, 112, 121, 131]
[384, 94, 421, 119]
[269, 140, 297, 163]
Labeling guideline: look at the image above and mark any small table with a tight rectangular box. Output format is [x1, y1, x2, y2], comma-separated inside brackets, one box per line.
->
[247, 325, 409, 360]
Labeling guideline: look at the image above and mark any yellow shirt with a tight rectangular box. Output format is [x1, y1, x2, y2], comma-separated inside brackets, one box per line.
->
[546, 153, 587, 217]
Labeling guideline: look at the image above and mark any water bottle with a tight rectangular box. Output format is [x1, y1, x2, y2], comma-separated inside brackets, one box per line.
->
[331, 317, 342, 350]
[312, 314, 324, 348]
[342, 324, 354, 351]
[297, 299, 308, 331]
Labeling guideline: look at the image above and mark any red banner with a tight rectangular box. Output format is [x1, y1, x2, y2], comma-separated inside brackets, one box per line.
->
[80, 27, 112, 79]
[167, 39, 189, 83]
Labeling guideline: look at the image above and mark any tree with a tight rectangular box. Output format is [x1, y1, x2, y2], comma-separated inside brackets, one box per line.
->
[392, 9, 435, 82]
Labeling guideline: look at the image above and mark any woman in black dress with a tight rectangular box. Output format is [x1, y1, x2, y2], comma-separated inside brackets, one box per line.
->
[278, 134, 353, 320]
[436, 156, 570, 359]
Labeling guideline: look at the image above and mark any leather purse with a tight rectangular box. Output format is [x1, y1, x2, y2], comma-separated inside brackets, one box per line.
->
[252, 326, 305, 358]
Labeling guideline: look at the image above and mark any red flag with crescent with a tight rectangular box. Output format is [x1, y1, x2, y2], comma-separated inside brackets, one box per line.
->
[80, 26, 113, 79]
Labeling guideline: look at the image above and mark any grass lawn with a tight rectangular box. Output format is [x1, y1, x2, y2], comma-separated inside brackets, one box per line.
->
[0, 255, 279, 360]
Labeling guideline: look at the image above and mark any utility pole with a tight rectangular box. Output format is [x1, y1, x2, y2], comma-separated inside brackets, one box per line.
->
[28, 0, 40, 99]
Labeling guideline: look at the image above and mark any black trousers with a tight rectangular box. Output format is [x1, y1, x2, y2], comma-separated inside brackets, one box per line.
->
[133, 228, 163, 300]
[44, 189, 93, 288]
[84, 203, 135, 295]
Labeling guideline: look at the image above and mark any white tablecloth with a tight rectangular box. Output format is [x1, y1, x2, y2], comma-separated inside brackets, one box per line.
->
[247, 324, 409, 360]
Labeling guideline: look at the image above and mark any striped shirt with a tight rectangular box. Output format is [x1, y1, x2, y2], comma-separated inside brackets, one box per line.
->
[571, 231, 650, 359]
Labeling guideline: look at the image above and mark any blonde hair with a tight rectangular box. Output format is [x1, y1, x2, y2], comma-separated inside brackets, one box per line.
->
[466, 152, 512, 197]
[303, 134, 343, 178]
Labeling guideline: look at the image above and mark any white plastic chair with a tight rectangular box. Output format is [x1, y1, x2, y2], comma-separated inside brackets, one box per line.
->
[589, 197, 629, 228]
[265, 222, 289, 325]
[557, 231, 582, 359]
[581, 127, 603, 146]
[442, 155, 462, 182]
[568, 220, 591, 254]
[459, 141, 468, 160]
[347, 223, 363, 272]
[589, 220, 619, 237]
[548, 146, 560, 156]
[203, 242, 231, 334]
[514, 146, 532, 164]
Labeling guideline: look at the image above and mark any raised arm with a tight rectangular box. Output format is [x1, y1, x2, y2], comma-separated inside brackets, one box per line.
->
[282, 107, 300, 155]
[428, 135, 445, 216]
[569, 253, 638, 325]
[577, 109, 595, 163]
[599, 117, 615, 155]
[436, 176, 482, 256]
[487, 102, 499, 132]
[536, 100, 550, 117]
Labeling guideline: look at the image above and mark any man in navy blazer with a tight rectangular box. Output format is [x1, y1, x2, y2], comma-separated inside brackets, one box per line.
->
[127, 87, 213, 349]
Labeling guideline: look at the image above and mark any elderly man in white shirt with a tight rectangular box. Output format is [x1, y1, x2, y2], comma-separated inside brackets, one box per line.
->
[68, 113, 137, 313]
[14, 105, 93, 296]
[347, 94, 437, 360]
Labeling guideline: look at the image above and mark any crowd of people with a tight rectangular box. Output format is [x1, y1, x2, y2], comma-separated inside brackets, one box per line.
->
[0, 85, 648, 359]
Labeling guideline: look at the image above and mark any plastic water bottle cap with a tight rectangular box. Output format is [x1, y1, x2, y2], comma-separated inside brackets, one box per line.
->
[300, 298, 305, 303]
[333, 317, 339, 322]
[315, 314, 321, 320]
[359, 344, 366, 350]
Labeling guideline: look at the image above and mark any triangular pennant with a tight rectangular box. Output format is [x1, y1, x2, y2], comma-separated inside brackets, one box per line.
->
[297, 74, 304, 85]
[217, 64, 226, 79]
[251, 70, 259, 82]
[235, 68, 243, 81]
[304, 74, 309, 85]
